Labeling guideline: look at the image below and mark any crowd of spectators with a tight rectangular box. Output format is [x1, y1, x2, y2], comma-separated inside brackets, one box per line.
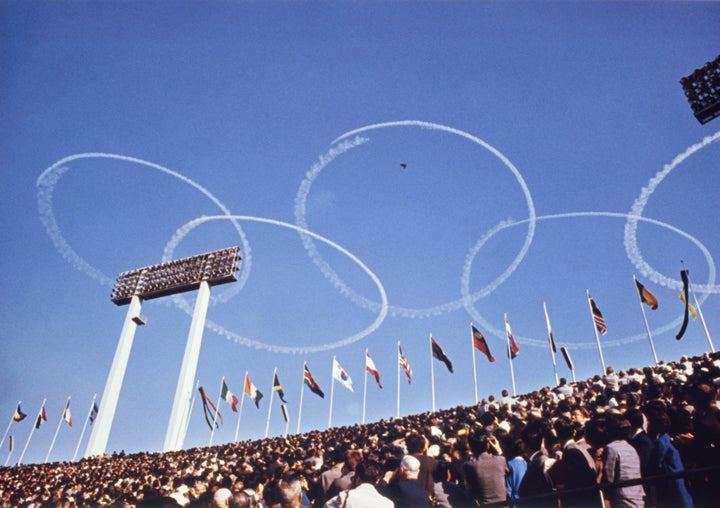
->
[1, 352, 719, 508]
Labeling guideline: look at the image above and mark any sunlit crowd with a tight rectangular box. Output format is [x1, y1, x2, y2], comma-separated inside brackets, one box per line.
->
[1, 353, 719, 508]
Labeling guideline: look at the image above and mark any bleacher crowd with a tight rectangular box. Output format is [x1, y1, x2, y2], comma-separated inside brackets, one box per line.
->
[1, 353, 719, 508]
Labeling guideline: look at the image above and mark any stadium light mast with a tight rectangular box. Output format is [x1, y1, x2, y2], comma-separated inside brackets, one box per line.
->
[85, 247, 241, 457]
[680, 54, 720, 125]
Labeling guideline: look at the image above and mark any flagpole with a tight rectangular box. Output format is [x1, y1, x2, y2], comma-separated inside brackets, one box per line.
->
[683, 263, 716, 352]
[362, 349, 369, 424]
[283, 406, 290, 437]
[46, 396, 71, 463]
[633, 275, 660, 365]
[587, 290, 607, 373]
[235, 372, 248, 442]
[4, 436, 13, 466]
[430, 334, 436, 412]
[73, 395, 96, 462]
[265, 368, 276, 439]
[469, 324, 479, 404]
[543, 303, 560, 386]
[328, 357, 336, 428]
[209, 377, 224, 446]
[0, 400, 20, 452]
[396, 342, 401, 418]
[183, 381, 199, 443]
[18, 398, 45, 466]
[505, 314, 517, 397]
[297, 364, 306, 434]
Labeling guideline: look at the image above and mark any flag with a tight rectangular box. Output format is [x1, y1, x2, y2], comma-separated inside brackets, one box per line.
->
[303, 364, 325, 398]
[365, 351, 382, 389]
[332, 357, 354, 392]
[471, 325, 496, 362]
[12, 403, 27, 422]
[273, 372, 288, 403]
[244, 374, 264, 408]
[63, 400, 73, 427]
[89, 402, 98, 425]
[280, 404, 289, 423]
[560, 346, 574, 371]
[221, 379, 239, 412]
[8, 435, 13, 453]
[35, 405, 47, 429]
[588, 294, 607, 335]
[505, 314, 520, 360]
[676, 269, 691, 340]
[543, 304, 557, 353]
[198, 386, 223, 429]
[431, 336, 453, 373]
[678, 291, 697, 320]
[398, 344, 413, 384]
[635, 278, 659, 310]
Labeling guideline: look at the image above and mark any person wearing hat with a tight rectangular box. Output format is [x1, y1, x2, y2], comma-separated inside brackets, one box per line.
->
[379, 454, 431, 507]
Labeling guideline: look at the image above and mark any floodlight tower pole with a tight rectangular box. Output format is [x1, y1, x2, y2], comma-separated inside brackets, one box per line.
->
[85, 295, 143, 457]
[163, 280, 211, 452]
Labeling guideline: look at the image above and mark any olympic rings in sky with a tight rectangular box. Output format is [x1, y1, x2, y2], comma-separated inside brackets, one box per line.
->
[36, 153, 253, 306]
[461, 212, 716, 348]
[163, 215, 388, 353]
[294, 120, 537, 318]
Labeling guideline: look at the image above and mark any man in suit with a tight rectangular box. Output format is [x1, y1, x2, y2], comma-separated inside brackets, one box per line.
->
[518, 419, 557, 508]
[380, 455, 431, 507]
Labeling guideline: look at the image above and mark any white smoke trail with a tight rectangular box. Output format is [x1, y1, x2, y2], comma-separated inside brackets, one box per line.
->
[624, 130, 720, 293]
[36, 153, 252, 305]
[163, 215, 388, 354]
[462, 211, 716, 349]
[295, 121, 537, 319]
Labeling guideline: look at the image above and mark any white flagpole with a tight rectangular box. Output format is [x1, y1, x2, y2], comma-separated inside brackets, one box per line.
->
[328, 357, 336, 428]
[543, 303, 560, 386]
[684, 265, 715, 352]
[396, 342, 401, 418]
[505, 314, 517, 397]
[470, 324, 478, 404]
[46, 396, 71, 463]
[587, 290, 607, 373]
[18, 398, 45, 466]
[183, 381, 199, 443]
[234, 372, 248, 442]
[296, 364, 306, 435]
[430, 334, 436, 412]
[362, 349, 368, 424]
[73, 395, 96, 462]
[633, 275, 659, 365]
[265, 368, 277, 439]
[0, 400, 20, 452]
[209, 377, 224, 446]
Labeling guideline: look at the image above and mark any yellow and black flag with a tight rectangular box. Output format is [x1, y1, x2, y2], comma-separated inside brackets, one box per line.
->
[676, 270, 691, 340]
[273, 372, 287, 403]
[635, 278, 658, 310]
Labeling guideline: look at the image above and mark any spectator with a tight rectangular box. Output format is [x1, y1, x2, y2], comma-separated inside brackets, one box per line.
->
[405, 433, 438, 497]
[379, 454, 430, 508]
[324, 459, 392, 508]
[548, 416, 599, 508]
[463, 429, 508, 505]
[517, 419, 555, 508]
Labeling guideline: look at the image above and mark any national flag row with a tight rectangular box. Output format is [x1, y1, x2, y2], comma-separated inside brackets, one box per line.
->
[2, 396, 99, 466]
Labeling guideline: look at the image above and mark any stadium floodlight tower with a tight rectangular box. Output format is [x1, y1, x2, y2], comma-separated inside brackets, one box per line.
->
[680, 54, 720, 125]
[85, 247, 241, 457]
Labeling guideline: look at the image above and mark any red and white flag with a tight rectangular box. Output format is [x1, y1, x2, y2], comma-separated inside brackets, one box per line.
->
[365, 350, 382, 389]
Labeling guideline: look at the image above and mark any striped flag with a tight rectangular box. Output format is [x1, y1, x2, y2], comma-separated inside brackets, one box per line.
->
[365, 350, 383, 389]
[505, 314, 520, 359]
[588, 294, 607, 335]
[35, 404, 47, 429]
[273, 372, 288, 403]
[635, 278, 659, 310]
[431, 336, 453, 373]
[198, 386, 222, 429]
[63, 400, 73, 427]
[244, 374, 264, 408]
[303, 364, 325, 398]
[471, 325, 495, 362]
[221, 379, 239, 412]
[678, 291, 697, 320]
[12, 403, 27, 423]
[89, 402, 99, 425]
[398, 344, 413, 383]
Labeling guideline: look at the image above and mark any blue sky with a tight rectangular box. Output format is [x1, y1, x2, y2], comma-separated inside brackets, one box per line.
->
[2, 0, 719, 465]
